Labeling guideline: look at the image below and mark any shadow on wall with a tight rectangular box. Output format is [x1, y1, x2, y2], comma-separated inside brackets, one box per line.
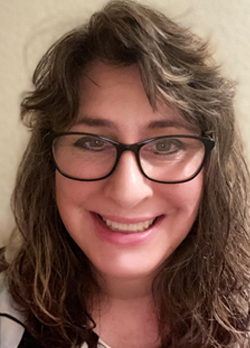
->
[0, 227, 23, 267]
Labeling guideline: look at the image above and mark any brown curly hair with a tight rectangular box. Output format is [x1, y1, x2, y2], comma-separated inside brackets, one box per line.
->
[5, 0, 250, 347]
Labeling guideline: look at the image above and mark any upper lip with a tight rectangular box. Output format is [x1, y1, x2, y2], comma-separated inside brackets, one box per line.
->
[94, 213, 162, 224]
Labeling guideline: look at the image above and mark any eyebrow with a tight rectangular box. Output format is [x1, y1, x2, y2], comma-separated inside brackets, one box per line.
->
[147, 119, 194, 130]
[75, 115, 117, 128]
[75, 115, 195, 131]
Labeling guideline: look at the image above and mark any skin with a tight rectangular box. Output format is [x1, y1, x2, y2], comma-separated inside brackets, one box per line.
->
[55, 61, 204, 347]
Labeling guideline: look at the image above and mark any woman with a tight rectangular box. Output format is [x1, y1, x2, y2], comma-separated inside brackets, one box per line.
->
[0, 0, 249, 347]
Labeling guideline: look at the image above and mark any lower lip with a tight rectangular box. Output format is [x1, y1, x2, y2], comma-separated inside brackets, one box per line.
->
[92, 213, 163, 246]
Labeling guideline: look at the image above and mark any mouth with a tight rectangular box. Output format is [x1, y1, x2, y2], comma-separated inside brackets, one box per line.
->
[98, 214, 159, 233]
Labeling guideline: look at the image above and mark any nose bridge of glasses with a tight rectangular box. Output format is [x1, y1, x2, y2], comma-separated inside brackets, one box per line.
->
[117, 142, 140, 161]
[115, 142, 141, 170]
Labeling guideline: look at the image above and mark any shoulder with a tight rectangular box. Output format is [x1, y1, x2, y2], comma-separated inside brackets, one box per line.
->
[0, 271, 27, 347]
[0, 272, 47, 348]
[0, 273, 108, 348]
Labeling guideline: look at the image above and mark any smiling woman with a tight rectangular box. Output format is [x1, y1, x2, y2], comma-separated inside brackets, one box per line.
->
[0, 1, 250, 348]
[55, 62, 204, 283]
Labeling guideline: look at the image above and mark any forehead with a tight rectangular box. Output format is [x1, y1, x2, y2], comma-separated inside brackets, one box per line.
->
[79, 61, 144, 104]
[76, 61, 197, 135]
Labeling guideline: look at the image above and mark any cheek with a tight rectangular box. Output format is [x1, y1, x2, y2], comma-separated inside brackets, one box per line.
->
[56, 172, 100, 206]
[160, 175, 203, 252]
[160, 172, 203, 212]
[55, 172, 108, 243]
[55, 174, 90, 224]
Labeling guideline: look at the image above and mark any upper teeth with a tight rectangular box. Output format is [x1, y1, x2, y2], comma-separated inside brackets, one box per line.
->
[102, 217, 155, 233]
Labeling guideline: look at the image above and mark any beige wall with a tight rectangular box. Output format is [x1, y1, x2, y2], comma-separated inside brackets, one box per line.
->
[1, 0, 250, 245]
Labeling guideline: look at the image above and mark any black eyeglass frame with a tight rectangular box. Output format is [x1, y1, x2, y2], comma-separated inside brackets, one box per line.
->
[46, 132, 215, 184]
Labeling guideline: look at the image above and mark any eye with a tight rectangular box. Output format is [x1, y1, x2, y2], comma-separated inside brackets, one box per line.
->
[74, 136, 109, 152]
[153, 138, 184, 155]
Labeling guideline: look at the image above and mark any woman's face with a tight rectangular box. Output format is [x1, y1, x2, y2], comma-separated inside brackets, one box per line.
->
[56, 62, 203, 281]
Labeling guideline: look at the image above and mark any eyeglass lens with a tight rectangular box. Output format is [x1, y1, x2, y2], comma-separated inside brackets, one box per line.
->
[53, 134, 206, 182]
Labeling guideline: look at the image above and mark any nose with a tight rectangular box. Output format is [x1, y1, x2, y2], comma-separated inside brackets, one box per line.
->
[103, 151, 153, 209]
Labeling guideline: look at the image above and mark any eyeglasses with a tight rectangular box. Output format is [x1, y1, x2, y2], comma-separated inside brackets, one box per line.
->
[47, 132, 215, 184]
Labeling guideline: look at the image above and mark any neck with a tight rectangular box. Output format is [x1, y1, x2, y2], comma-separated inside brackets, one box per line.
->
[99, 273, 155, 301]
[91, 274, 161, 348]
